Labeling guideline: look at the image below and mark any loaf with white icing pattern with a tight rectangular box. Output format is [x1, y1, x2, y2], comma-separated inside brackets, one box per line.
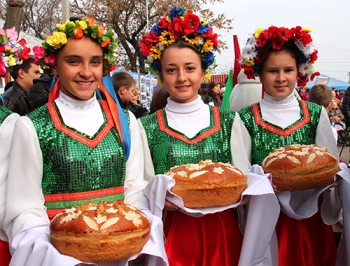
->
[50, 201, 150, 262]
[166, 160, 247, 208]
[262, 144, 339, 191]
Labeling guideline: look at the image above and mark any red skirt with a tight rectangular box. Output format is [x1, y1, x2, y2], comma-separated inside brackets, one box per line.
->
[276, 210, 336, 266]
[0, 240, 11, 266]
[164, 209, 243, 266]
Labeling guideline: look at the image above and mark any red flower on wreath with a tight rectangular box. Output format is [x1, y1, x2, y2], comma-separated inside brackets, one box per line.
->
[182, 10, 200, 35]
[21, 47, 30, 60]
[159, 18, 169, 29]
[168, 17, 183, 38]
[140, 32, 159, 56]
[202, 28, 218, 47]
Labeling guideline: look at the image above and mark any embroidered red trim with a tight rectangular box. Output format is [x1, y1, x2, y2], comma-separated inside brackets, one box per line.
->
[157, 106, 221, 144]
[252, 101, 310, 137]
[46, 199, 125, 221]
[44, 186, 124, 202]
[47, 100, 114, 148]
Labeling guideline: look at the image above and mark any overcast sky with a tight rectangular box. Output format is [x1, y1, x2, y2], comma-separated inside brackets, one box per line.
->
[207, 0, 350, 83]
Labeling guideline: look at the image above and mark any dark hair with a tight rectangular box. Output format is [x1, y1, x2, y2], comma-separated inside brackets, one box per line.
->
[9, 57, 35, 80]
[159, 39, 205, 81]
[259, 40, 305, 75]
[207, 81, 220, 96]
[111, 71, 136, 92]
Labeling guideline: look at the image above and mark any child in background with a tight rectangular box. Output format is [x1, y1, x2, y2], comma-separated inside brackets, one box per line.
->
[308, 84, 338, 141]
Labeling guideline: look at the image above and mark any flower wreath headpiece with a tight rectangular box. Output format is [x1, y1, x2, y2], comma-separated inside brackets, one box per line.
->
[0, 27, 31, 77]
[240, 26, 320, 87]
[140, 6, 218, 82]
[33, 18, 118, 76]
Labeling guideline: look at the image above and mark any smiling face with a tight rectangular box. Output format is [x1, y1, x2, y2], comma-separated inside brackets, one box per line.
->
[160, 46, 204, 104]
[53, 37, 103, 101]
[259, 50, 298, 99]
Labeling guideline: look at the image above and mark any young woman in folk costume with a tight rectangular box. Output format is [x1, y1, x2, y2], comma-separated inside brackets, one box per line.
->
[3, 18, 167, 265]
[233, 25, 350, 265]
[0, 27, 31, 266]
[139, 7, 280, 266]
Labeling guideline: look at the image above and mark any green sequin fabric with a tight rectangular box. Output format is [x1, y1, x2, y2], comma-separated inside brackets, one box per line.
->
[141, 107, 235, 174]
[28, 102, 127, 195]
[0, 106, 12, 125]
[239, 101, 321, 165]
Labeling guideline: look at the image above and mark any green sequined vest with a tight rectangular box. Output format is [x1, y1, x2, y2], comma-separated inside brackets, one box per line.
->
[0, 106, 12, 125]
[27, 101, 127, 196]
[141, 106, 235, 174]
[239, 101, 321, 165]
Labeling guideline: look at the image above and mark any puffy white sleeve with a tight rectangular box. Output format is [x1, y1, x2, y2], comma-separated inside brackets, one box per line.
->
[137, 119, 156, 182]
[4, 116, 82, 265]
[0, 113, 19, 242]
[316, 107, 338, 158]
[123, 111, 148, 209]
[230, 113, 252, 172]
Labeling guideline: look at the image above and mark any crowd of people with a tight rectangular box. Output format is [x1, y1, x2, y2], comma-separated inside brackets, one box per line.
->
[298, 86, 350, 147]
[0, 6, 350, 266]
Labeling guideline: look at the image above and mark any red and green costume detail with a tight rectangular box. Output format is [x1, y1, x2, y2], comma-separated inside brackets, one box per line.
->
[28, 101, 128, 219]
[141, 106, 244, 266]
[239, 100, 337, 266]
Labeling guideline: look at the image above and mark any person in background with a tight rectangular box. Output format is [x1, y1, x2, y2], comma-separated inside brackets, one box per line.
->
[128, 87, 150, 119]
[2, 57, 41, 115]
[235, 25, 349, 265]
[111, 71, 136, 110]
[308, 84, 338, 141]
[219, 86, 225, 98]
[29, 73, 53, 111]
[3, 17, 167, 265]
[341, 86, 350, 126]
[204, 81, 222, 106]
[332, 90, 341, 107]
[149, 85, 169, 114]
[298, 86, 309, 100]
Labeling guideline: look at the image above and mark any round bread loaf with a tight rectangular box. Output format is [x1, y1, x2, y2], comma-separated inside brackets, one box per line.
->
[166, 160, 247, 208]
[262, 144, 339, 191]
[50, 201, 150, 262]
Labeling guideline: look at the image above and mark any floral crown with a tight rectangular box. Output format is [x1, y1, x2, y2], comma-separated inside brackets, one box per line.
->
[240, 26, 320, 87]
[140, 7, 218, 82]
[0, 27, 31, 77]
[33, 18, 118, 75]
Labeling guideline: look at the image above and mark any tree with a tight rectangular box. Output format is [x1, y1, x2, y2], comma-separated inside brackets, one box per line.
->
[3, 1, 24, 32]
[71, 0, 233, 73]
[0, 0, 62, 39]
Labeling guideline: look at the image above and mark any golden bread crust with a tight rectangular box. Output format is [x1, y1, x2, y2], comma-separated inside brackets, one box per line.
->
[262, 144, 339, 191]
[50, 201, 150, 262]
[166, 160, 247, 208]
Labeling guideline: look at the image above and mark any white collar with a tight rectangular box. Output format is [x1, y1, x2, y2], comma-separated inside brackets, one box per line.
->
[57, 91, 98, 111]
[166, 95, 204, 114]
[261, 92, 298, 109]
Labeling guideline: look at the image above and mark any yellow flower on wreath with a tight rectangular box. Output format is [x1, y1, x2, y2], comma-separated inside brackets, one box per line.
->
[56, 23, 66, 31]
[254, 28, 263, 38]
[78, 20, 88, 30]
[202, 39, 213, 52]
[8, 54, 16, 66]
[159, 31, 175, 46]
[183, 34, 201, 45]
[203, 71, 211, 82]
[150, 46, 161, 59]
[46, 32, 67, 48]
